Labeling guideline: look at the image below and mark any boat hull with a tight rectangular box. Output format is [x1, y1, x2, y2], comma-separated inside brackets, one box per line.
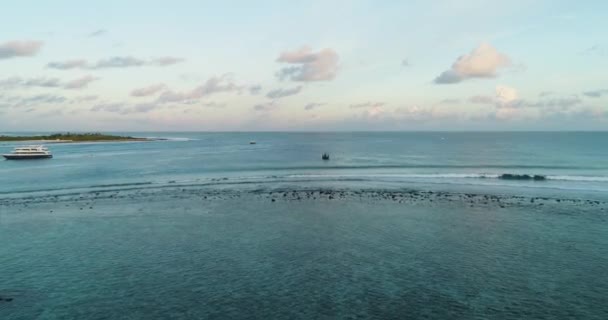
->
[3, 154, 53, 160]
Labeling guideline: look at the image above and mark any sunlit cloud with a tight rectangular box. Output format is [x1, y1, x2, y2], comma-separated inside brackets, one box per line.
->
[157, 74, 242, 103]
[434, 43, 511, 84]
[276, 46, 339, 81]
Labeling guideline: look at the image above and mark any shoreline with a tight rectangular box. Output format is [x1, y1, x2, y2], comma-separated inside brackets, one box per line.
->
[0, 138, 161, 144]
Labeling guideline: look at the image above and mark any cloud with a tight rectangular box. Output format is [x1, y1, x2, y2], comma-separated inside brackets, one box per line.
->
[47, 59, 88, 70]
[583, 89, 608, 98]
[581, 45, 606, 56]
[350, 102, 386, 109]
[402, 59, 410, 67]
[0, 77, 22, 88]
[157, 74, 242, 103]
[438, 98, 460, 104]
[249, 85, 262, 95]
[304, 102, 325, 110]
[495, 85, 519, 106]
[468, 95, 494, 104]
[202, 102, 226, 108]
[266, 86, 303, 99]
[0, 76, 61, 89]
[276, 46, 339, 81]
[526, 97, 582, 110]
[47, 56, 185, 70]
[11, 94, 68, 107]
[349, 102, 387, 118]
[150, 56, 185, 66]
[468, 86, 522, 108]
[94, 56, 146, 68]
[131, 83, 167, 97]
[88, 29, 107, 37]
[132, 103, 160, 113]
[434, 43, 511, 84]
[72, 95, 99, 103]
[64, 75, 99, 89]
[393, 105, 451, 122]
[0, 76, 99, 90]
[0, 40, 43, 59]
[91, 102, 126, 113]
[253, 101, 276, 111]
[37, 109, 64, 117]
[24, 77, 62, 88]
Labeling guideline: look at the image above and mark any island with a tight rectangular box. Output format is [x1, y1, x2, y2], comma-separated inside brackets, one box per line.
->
[0, 132, 156, 143]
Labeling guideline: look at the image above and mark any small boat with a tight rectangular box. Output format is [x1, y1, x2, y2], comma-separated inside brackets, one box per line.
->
[322, 153, 330, 160]
[249, 141, 256, 145]
[3, 145, 53, 160]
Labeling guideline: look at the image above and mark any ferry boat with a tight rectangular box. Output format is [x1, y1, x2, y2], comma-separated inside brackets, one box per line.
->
[3, 145, 53, 160]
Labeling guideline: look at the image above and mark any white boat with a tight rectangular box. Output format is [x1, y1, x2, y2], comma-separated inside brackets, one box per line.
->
[3, 145, 53, 160]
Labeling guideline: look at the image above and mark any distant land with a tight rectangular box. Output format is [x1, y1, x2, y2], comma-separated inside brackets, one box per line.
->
[0, 133, 155, 143]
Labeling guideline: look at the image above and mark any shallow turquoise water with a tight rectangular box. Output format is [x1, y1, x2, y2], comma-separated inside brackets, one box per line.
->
[1, 187, 607, 319]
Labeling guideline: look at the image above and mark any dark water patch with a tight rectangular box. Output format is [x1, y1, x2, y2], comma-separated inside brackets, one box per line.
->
[499, 173, 546, 181]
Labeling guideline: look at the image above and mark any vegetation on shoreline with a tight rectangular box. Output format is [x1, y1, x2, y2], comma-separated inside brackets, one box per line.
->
[0, 132, 149, 142]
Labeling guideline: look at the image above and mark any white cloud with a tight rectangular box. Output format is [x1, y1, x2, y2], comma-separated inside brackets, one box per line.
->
[583, 89, 608, 98]
[495, 85, 519, 106]
[23, 77, 62, 88]
[266, 86, 303, 99]
[468, 95, 494, 104]
[253, 101, 276, 111]
[0, 75, 98, 90]
[305, 102, 325, 110]
[47, 56, 185, 70]
[434, 43, 511, 84]
[157, 74, 242, 103]
[46, 59, 88, 70]
[94, 56, 146, 68]
[249, 85, 262, 95]
[131, 83, 167, 97]
[91, 102, 126, 113]
[150, 56, 185, 66]
[88, 29, 107, 37]
[350, 102, 385, 109]
[0, 40, 43, 59]
[276, 46, 339, 81]
[64, 75, 100, 89]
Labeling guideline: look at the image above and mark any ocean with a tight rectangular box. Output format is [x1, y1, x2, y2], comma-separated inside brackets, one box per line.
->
[1, 132, 607, 319]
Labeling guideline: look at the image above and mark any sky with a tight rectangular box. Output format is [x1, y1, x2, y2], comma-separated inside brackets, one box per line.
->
[0, 0, 607, 131]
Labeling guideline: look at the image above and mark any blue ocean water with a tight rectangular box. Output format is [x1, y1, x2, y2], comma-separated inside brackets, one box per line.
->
[1, 132, 608, 319]
[1, 132, 607, 196]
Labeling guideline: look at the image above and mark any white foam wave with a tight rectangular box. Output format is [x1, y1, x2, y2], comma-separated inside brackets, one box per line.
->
[284, 173, 608, 183]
